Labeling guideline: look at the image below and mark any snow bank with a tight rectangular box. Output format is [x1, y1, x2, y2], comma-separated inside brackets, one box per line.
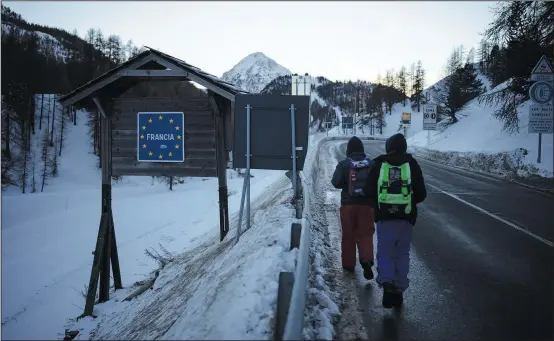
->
[2, 108, 292, 340]
[70, 175, 297, 340]
[409, 145, 536, 177]
[408, 81, 553, 179]
[300, 134, 385, 340]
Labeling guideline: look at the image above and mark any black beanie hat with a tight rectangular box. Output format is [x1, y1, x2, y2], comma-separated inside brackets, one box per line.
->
[346, 136, 364, 155]
[385, 133, 407, 154]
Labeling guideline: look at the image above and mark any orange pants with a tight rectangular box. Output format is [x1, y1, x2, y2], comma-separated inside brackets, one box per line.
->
[339, 205, 375, 268]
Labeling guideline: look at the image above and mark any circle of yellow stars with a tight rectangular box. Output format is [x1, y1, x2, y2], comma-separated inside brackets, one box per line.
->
[139, 114, 182, 159]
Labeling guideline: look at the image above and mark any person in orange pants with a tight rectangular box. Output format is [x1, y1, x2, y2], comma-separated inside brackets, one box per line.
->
[331, 136, 376, 279]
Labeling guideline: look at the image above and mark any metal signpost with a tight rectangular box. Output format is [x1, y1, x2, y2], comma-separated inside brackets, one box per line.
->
[341, 117, 353, 135]
[292, 74, 311, 96]
[422, 104, 437, 146]
[137, 112, 185, 162]
[233, 95, 310, 241]
[528, 55, 554, 164]
[401, 112, 411, 136]
[325, 121, 332, 136]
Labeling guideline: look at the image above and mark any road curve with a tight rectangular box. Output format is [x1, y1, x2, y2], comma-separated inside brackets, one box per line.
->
[306, 139, 553, 340]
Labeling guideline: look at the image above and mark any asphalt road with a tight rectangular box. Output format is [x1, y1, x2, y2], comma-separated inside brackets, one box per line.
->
[324, 140, 553, 340]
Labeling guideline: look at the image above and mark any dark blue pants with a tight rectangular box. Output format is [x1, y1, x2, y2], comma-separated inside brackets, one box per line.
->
[376, 219, 413, 292]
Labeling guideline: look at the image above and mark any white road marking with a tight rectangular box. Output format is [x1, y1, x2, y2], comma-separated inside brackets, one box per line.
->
[427, 183, 554, 248]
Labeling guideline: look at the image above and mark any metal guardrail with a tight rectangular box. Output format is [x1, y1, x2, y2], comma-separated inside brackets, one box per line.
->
[275, 170, 309, 341]
[281, 171, 310, 341]
[274, 135, 386, 341]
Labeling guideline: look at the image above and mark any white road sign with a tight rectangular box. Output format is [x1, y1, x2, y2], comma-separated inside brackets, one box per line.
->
[531, 73, 554, 82]
[423, 104, 437, 130]
[532, 55, 554, 74]
[529, 81, 554, 105]
[531, 55, 554, 82]
[528, 104, 553, 134]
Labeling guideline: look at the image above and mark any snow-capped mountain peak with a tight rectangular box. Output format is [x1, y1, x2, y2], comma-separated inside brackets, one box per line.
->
[221, 52, 291, 93]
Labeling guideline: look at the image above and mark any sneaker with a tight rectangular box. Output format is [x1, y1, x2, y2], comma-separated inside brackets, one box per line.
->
[360, 260, 374, 280]
[382, 282, 395, 308]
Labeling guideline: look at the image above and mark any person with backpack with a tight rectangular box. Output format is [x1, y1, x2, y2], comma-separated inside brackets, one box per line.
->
[331, 136, 376, 280]
[363, 133, 427, 309]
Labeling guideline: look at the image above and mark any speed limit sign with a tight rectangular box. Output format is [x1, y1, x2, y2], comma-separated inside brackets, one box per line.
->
[423, 105, 437, 130]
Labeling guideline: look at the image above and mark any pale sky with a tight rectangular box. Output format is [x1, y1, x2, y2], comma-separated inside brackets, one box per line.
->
[5, 1, 497, 86]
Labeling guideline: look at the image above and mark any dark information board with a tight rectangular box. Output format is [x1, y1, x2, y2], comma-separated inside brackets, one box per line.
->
[233, 95, 310, 171]
[342, 116, 353, 129]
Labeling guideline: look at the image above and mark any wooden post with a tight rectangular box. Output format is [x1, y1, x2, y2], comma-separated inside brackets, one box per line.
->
[83, 213, 107, 317]
[110, 213, 122, 289]
[98, 108, 112, 302]
[209, 91, 230, 241]
[222, 103, 230, 235]
[81, 97, 122, 317]
[107, 117, 122, 289]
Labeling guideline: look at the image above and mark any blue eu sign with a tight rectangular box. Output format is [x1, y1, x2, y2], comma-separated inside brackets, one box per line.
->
[137, 112, 185, 162]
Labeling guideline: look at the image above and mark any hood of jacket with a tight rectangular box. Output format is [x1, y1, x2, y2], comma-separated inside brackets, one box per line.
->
[346, 136, 364, 156]
[385, 133, 407, 154]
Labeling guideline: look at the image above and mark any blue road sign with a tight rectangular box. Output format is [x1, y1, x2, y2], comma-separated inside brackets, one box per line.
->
[137, 112, 185, 162]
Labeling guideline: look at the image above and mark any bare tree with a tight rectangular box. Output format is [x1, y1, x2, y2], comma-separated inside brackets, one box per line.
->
[49, 95, 56, 147]
[39, 94, 45, 130]
[40, 130, 49, 192]
[408, 63, 416, 97]
[59, 106, 69, 156]
[18, 119, 31, 193]
[397, 66, 408, 106]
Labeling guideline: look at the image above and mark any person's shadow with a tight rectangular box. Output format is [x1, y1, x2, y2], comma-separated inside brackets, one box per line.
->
[359, 282, 406, 341]
[380, 312, 400, 340]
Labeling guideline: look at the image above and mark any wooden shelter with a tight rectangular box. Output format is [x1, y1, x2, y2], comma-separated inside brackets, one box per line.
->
[58, 47, 248, 317]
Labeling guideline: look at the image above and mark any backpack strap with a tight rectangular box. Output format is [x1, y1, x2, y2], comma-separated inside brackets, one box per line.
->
[377, 162, 390, 209]
[400, 163, 412, 214]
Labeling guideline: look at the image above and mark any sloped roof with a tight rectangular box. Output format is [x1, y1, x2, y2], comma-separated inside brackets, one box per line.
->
[59, 47, 249, 107]
[145, 47, 249, 95]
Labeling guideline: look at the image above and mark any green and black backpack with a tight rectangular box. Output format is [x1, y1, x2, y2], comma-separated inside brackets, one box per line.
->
[377, 161, 413, 218]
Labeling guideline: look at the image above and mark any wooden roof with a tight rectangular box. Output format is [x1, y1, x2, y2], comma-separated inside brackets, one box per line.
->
[59, 47, 249, 107]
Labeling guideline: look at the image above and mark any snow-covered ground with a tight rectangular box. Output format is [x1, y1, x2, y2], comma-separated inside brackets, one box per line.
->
[3, 68, 551, 341]
[408, 81, 553, 178]
[321, 72, 552, 180]
[1, 100, 299, 339]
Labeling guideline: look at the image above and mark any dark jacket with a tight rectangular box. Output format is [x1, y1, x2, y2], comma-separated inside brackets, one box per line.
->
[362, 133, 427, 224]
[331, 136, 375, 206]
